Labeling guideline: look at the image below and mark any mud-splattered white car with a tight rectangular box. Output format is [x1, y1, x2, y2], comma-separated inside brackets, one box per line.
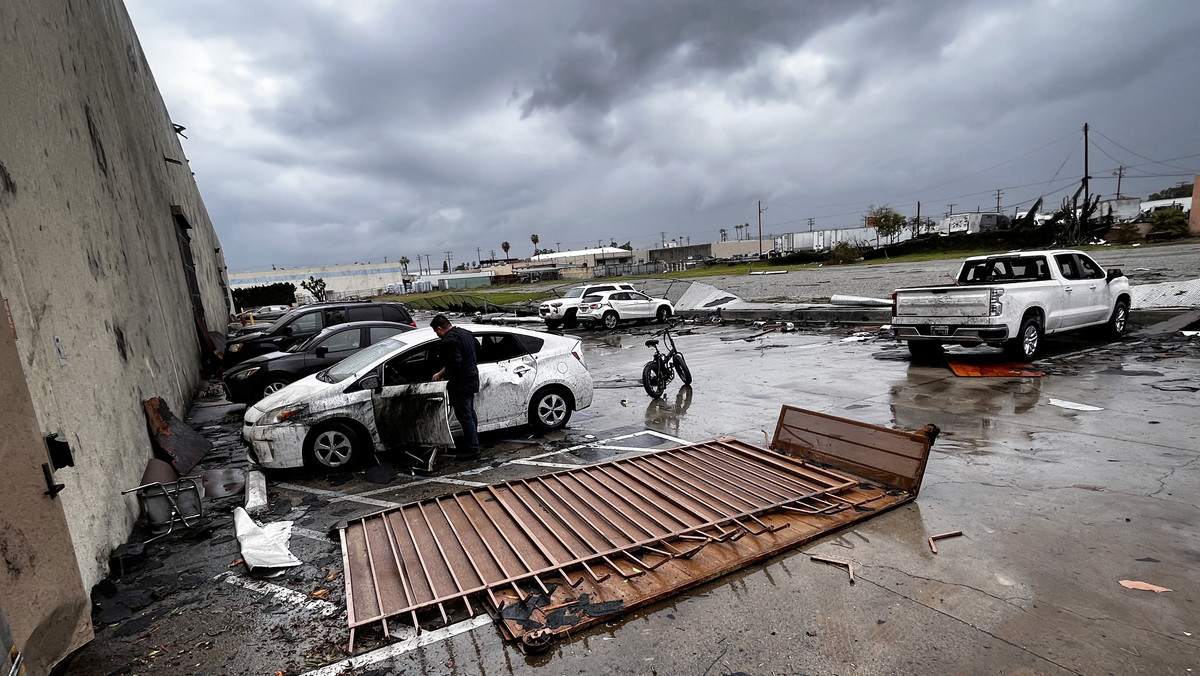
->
[243, 325, 593, 470]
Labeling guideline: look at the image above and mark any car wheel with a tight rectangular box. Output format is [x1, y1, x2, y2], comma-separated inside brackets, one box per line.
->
[1107, 299, 1129, 338]
[672, 353, 692, 385]
[528, 387, 572, 432]
[602, 312, 620, 330]
[907, 341, 944, 363]
[563, 312, 579, 329]
[303, 422, 361, 470]
[656, 306, 671, 323]
[1005, 315, 1042, 360]
[545, 319, 563, 330]
[262, 378, 291, 399]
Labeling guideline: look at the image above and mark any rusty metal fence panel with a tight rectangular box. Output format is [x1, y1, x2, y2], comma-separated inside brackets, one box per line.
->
[340, 439, 860, 647]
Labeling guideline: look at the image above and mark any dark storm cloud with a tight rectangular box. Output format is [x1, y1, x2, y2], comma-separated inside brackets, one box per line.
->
[124, 0, 1200, 272]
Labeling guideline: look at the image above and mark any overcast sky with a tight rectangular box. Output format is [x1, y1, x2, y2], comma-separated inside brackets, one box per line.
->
[124, 0, 1200, 272]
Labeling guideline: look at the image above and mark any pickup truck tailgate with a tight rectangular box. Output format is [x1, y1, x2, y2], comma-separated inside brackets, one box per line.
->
[895, 287, 990, 318]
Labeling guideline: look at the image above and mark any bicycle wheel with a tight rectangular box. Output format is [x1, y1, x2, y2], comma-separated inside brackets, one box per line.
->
[642, 360, 667, 398]
[672, 353, 692, 385]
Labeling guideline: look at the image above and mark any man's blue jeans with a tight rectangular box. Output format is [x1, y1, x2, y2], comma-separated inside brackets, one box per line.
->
[450, 392, 481, 456]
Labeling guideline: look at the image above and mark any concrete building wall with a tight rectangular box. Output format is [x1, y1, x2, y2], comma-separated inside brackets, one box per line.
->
[0, 0, 229, 591]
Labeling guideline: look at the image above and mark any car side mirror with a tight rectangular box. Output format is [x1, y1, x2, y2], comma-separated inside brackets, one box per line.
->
[359, 374, 382, 393]
[1106, 268, 1123, 282]
[280, 326, 293, 337]
[315, 346, 328, 358]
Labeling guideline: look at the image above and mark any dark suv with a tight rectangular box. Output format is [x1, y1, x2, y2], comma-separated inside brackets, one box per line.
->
[222, 301, 414, 368]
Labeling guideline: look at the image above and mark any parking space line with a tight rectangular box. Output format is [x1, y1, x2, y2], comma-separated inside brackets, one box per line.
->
[292, 526, 332, 542]
[569, 444, 671, 453]
[428, 477, 488, 488]
[301, 615, 495, 676]
[510, 459, 582, 469]
[275, 481, 400, 508]
[217, 572, 339, 617]
[274, 430, 692, 513]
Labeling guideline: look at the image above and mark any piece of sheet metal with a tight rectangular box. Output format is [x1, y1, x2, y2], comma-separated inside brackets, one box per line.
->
[340, 439, 857, 648]
[340, 406, 937, 651]
[945, 360, 1044, 377]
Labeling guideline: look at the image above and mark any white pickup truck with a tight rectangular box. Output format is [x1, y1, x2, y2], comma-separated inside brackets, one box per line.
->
[887, 249, 1131, 360]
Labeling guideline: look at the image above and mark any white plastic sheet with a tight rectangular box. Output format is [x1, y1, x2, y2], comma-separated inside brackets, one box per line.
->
[233, 506, 301, 574]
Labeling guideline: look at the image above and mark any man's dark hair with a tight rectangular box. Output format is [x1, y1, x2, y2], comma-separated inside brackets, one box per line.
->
[430, 314, 451, 330]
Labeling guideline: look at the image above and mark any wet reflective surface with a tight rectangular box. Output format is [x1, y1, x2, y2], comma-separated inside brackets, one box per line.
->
[64, 319, 1200, 675]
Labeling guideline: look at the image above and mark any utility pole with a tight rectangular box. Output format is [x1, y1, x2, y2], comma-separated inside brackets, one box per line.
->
[489, 249, 496, 261]
[444, 251, 453, 271]
[660, 232, 666, 249]
[807, 218, 815, 232]
[556, 242, 561, 252]
[946, 204, 956, 217]
[475, 247, 481, 266]
[1113, 166, 1125, 198]
[424, 254, 432, 274]
[915, 202, 921, 234]
[758, 201, 766, 257]
[995, 189, 1003, 213]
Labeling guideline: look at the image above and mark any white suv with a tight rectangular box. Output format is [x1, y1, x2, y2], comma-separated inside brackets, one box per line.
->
[538, 283, 636, 329]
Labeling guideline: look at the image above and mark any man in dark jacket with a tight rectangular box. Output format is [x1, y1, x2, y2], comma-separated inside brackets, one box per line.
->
[431, 314, 482, 460]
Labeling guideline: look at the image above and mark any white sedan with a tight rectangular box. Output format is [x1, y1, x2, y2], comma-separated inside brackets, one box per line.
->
[576, 290, 674, 330]
[242, 325, 593, 470]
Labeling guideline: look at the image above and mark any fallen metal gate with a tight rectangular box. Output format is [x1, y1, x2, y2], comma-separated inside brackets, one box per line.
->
[340, 406, 937, 651]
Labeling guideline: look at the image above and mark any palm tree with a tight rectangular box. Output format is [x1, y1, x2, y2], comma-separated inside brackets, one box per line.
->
[501, 241, 510, 259]
[530, 234, 539, 255]
[398, 256, 410, 292]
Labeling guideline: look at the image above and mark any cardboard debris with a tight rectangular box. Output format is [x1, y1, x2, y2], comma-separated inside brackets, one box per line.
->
[1119, 580, 1172, 593]
[143, 397, 213, 475]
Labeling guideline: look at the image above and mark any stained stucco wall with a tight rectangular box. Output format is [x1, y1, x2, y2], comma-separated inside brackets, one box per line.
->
[0, 0, 230, 591]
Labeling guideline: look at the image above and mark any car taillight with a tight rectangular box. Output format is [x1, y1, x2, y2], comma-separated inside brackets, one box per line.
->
[989, 288, 1004, 316]
[891, 292, 897, 318]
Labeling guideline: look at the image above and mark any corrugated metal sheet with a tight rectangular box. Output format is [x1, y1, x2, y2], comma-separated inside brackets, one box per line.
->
[339, 406, 938, 652]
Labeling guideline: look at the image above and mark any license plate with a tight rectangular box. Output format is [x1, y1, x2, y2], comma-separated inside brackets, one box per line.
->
[932, 325, 950, 336]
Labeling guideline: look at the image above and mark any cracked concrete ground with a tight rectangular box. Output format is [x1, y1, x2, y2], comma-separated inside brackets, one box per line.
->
[60, 312, 1198, 675]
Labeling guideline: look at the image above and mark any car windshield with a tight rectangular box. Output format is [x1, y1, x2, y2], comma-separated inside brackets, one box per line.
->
[322, 337, 401, 382]
[562, 288, 585, 299]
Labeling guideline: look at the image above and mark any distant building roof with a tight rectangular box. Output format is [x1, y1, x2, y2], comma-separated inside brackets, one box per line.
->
[532, 246, 631, 261]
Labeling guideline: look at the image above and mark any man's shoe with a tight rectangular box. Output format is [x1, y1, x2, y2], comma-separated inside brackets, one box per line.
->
[453, 450, 482, 461]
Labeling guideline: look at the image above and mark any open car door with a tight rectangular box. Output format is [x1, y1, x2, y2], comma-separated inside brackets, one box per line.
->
[370, 343, 455, 447]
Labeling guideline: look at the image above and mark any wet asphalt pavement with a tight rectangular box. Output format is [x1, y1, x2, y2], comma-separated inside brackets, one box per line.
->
[61, 306, 1199, 674]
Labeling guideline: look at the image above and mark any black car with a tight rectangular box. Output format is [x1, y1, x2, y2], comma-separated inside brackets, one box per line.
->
[222, 301, 415, 368]
[222, 321, 415, 403]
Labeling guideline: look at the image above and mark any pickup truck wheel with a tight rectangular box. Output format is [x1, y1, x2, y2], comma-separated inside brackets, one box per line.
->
[1006, 316, 1042, 360]
[907, 341, 943, 363]
[544, 319, 563, 330]
[1106, 300, 1129, 338]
